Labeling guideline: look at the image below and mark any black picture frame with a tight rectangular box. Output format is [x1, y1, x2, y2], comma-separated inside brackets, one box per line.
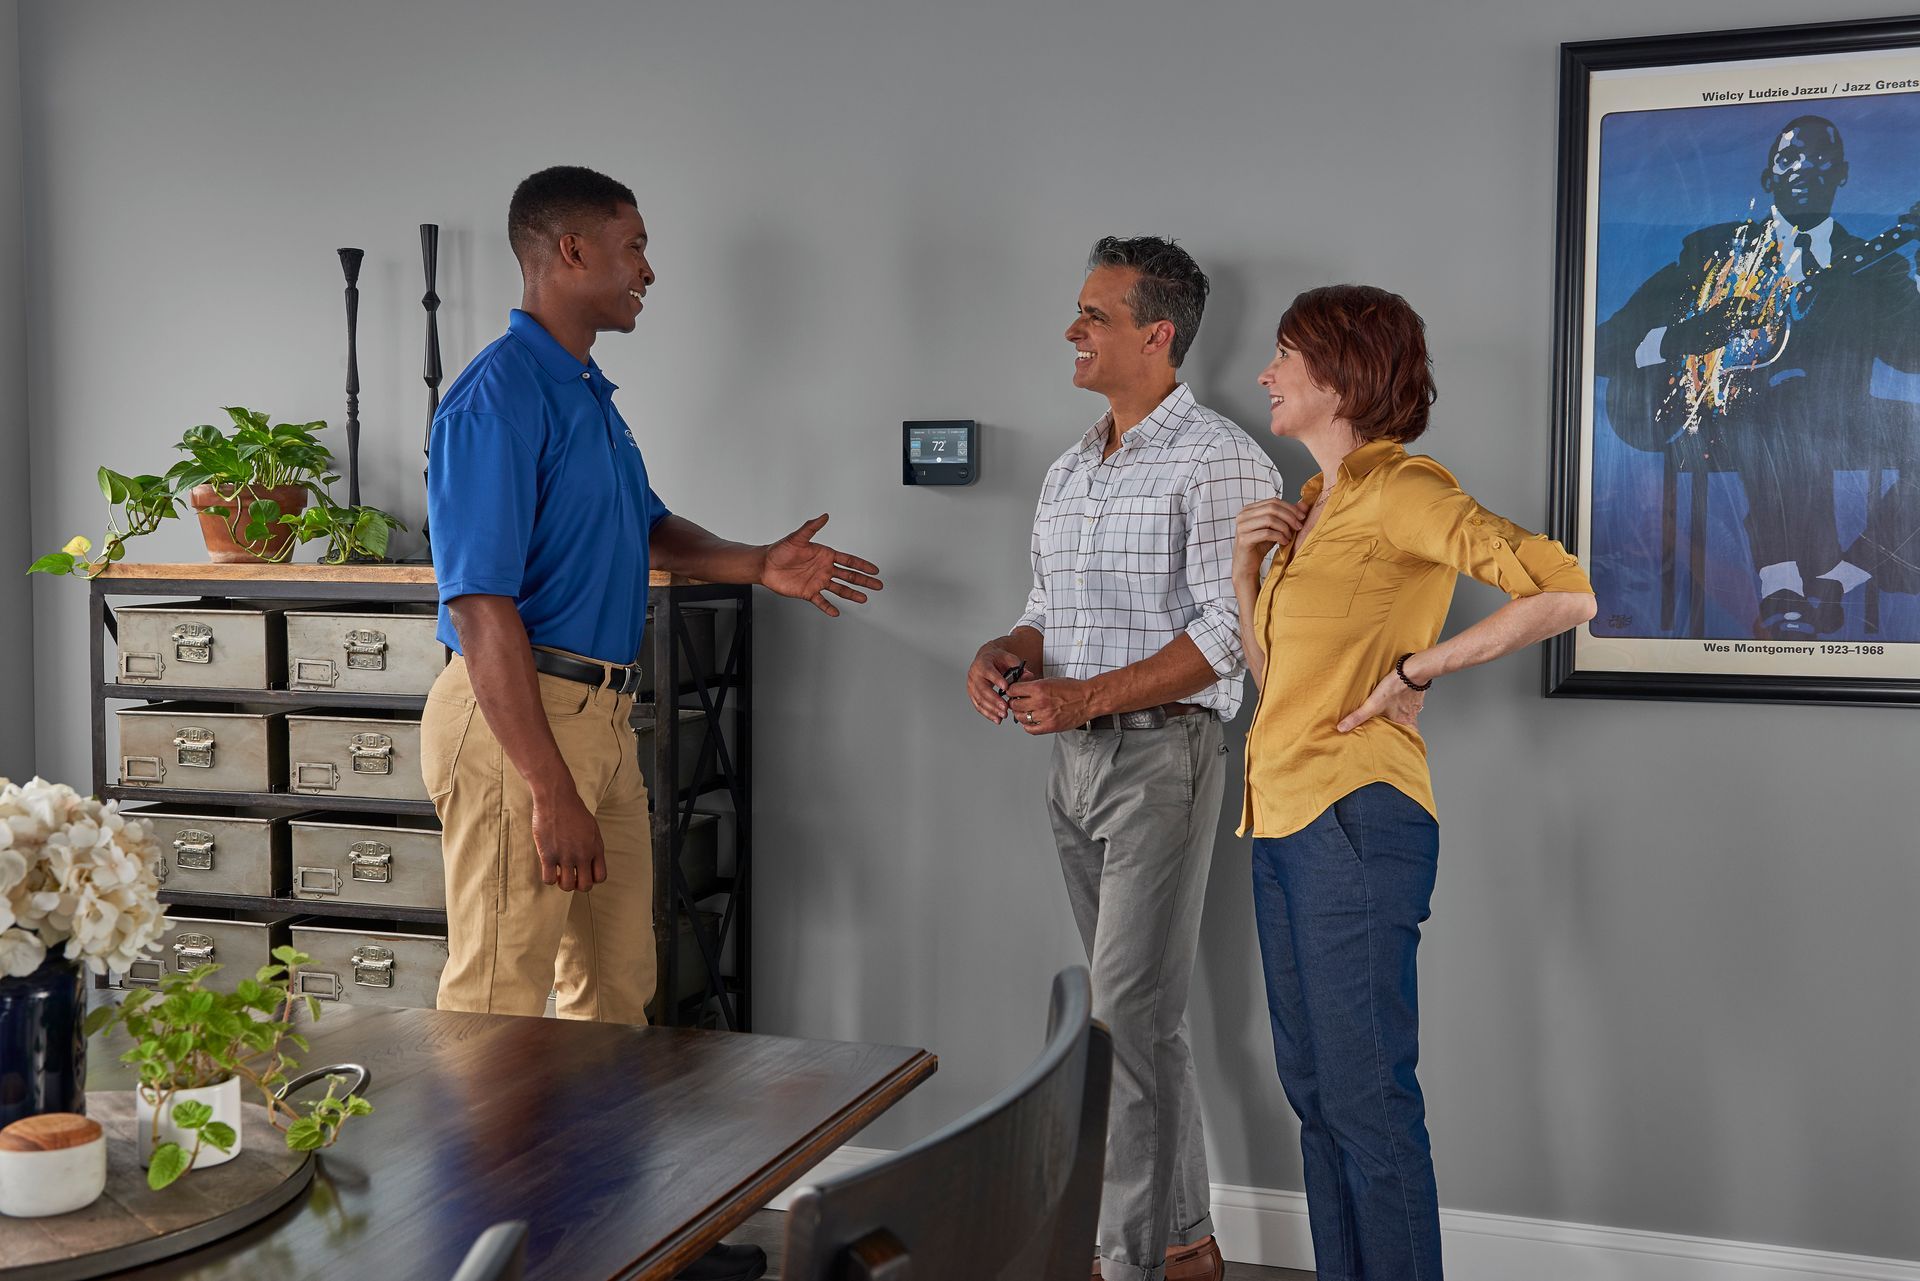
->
[1547, 15, 1920, 706]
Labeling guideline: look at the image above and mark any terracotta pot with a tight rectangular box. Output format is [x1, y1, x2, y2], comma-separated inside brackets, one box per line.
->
[189, 483, 308, 564]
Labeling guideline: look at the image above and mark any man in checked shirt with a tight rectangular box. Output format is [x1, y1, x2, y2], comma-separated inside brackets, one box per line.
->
[965, 237, 1282, 1281]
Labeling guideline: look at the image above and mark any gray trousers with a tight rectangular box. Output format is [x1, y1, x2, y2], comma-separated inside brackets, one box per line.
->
[1048, 715, 1224, 1281]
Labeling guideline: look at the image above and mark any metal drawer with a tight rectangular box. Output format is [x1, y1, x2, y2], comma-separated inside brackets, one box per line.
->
[112, 601, 289, 690]
[289, 814, 444, 911]
[287, 710, 427, 801]
[116, 702, 290, 793]
[633, 708, 718, 797]
[638, 606, 717, 696]
[290, 921, 448, 1010]
[113, 911, 295, 994]
[286, 605, 445, 695]
[126, 804, 296, 898]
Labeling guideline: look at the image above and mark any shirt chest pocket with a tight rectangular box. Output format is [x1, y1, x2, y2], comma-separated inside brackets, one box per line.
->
[1088, 495, 1184, 577]
[1280, 536, 1379, 618]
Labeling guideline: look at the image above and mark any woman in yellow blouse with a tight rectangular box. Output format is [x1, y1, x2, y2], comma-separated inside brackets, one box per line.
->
[1233, 285, 1594, 1281]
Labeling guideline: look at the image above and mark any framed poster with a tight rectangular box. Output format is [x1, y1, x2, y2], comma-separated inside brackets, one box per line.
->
[1547, 16, 1920, 704]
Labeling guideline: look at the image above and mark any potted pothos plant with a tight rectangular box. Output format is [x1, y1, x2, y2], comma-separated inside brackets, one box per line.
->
[27, 407, 405, 576]
[84, 945, 373, 1190]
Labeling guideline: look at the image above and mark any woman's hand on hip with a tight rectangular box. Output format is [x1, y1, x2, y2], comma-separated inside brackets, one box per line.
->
[1337, 669, 1426, 734]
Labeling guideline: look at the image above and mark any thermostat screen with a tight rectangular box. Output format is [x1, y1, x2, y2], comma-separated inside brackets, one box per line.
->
[908, 426, 971, 463]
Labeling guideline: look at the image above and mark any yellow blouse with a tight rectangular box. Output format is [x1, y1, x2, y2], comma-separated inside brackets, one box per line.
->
[1240, 440, 1592, 838]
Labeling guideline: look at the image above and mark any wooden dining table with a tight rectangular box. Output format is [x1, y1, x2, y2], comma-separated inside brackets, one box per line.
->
[84, 1006, 936, 1279]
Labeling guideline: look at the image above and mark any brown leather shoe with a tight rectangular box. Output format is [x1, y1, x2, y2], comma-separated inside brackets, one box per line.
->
[1165, 1235, 1224, 1281]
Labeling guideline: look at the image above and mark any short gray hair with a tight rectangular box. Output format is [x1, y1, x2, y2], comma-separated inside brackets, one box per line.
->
[1086, 236, 1211, 368]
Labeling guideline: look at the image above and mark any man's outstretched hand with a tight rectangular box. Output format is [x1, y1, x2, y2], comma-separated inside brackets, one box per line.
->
[760, 514, 884, 617]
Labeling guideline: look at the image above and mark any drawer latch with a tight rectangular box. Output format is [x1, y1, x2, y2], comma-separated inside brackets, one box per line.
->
[173, 829, 216, 872]
[174, 727, 216, 769]
[348, 840, 393, 884]
[171, 622, 215, 665]
[344, 628, 390, 672]
[173, 931, 216, 971]
[349, 733, 393, 776]
[352, 945, 395, 989]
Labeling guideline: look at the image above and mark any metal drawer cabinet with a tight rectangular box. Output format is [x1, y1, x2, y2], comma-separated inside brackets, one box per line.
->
[286, 604, 445, 695]
[126, 804, 296, 898]
[112, 600, 290, 690]
[117, 702, 290, 793]
[290, 921, 448, 1010]
[287, 709, 427, 801]
[113, 910, 296, 994]
[289, 813, 445, 911]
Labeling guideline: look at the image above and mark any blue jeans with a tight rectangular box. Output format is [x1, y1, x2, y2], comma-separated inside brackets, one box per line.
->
[1251, 783, 1443, 1281]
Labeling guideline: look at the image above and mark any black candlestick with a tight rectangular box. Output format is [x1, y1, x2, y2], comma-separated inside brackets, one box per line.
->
[420, 224, 441, 549]
[338, 248, 365, 508]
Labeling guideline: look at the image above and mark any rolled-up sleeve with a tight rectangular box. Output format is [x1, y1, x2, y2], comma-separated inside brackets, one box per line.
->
[1380, 456, 1592, 598]
[428, 410, 540, 603]
[1012, 473, 1056, 636]
[1183, 439, 1285, 675]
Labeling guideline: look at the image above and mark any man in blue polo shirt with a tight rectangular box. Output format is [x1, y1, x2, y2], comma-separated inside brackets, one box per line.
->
[425, 163, 878, 1160]
[427, 166, 879, 1279]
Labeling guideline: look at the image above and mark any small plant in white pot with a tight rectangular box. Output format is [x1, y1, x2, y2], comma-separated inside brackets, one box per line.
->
[84, 946, 372, 1189]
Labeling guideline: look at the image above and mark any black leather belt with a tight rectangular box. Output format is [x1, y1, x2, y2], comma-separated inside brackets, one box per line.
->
[1077, 702, 1207, 732]
[533, 649, 643, 697]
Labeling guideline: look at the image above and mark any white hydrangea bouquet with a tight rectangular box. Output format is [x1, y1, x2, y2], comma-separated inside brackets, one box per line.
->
[0, 777, 167, 978]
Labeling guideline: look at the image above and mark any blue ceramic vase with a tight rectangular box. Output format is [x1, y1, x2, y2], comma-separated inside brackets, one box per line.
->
[0, 953, 88, 1127]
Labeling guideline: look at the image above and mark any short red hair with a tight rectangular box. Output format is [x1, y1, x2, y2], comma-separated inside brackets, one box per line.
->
[1276, 285, 1436, 443]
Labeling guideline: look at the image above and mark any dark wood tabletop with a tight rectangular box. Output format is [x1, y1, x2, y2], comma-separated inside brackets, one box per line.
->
[89, 1006, 936, 1280]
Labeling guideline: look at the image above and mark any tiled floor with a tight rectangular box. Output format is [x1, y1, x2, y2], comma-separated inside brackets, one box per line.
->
[730, 1210, 1316, 1279]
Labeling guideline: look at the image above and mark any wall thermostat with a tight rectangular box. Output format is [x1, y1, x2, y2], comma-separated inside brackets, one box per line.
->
[904, 420, 977, 486]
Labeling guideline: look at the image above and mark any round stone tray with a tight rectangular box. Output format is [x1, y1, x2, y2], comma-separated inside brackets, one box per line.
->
[0, 1092, 314, 1280]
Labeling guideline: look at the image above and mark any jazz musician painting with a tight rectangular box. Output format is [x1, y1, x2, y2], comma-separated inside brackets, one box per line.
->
[1595, 114, 1920, 640]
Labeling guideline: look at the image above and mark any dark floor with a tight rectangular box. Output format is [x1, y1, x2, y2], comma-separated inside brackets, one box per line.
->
[732, 1210, 1316, 1279]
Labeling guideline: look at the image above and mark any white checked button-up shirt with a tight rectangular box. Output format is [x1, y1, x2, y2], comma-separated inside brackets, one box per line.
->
[1014, 384, 1283, 720]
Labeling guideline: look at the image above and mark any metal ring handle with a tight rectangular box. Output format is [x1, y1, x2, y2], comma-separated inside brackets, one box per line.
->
[275, 1061, 372, 1101]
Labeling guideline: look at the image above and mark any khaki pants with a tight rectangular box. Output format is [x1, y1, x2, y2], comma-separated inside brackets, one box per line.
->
[422, 653, 657, 1024]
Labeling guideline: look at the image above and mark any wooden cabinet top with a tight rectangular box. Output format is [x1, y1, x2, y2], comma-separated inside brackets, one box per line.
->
[96, 563, 682, 586]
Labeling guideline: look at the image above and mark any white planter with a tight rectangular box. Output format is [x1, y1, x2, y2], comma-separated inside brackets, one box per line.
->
[136, 1076, 244, 1171]
[0, 1131, 107, 1217]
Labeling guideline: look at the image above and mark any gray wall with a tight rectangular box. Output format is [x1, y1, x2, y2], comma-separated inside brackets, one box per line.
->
[18, 0, 1920, 1260]
[0, 0, 29, 780]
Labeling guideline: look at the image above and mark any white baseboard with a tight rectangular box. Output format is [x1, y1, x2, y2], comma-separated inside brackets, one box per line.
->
[770, 1147, 1920, 1281]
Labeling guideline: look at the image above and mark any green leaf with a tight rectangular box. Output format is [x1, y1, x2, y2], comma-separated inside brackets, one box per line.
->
[272, 946, 309, 966]
[98, 467, 130, 505]
[171, 1099, 213, 1129]
[305, 995, 322, 1022]
[345, 1096, 374, 1117]
[27, 552, 76, 576]
[284, 1117, 327, 1151]
[199, 1121, 236, 1152]
[147, 1143, 192, 1189]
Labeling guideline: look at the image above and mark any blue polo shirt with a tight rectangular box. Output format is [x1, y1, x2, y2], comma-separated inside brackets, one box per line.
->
[428, 310, 670, 665]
